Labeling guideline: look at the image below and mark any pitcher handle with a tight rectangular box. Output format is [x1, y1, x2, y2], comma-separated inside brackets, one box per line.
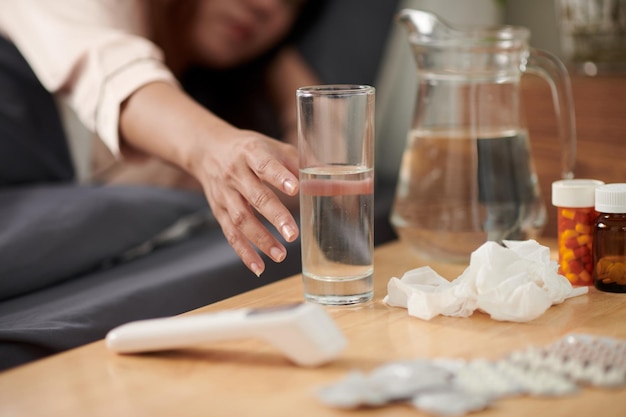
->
[524, 48, 577, 180]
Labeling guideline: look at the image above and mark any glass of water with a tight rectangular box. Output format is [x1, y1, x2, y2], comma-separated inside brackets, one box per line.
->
[296, 85, 375, 306]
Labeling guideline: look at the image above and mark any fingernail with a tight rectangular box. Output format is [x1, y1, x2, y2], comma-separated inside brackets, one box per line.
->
[270, 246, 285, 262]
[283, 179, 297, 194]
[251, 262, 263, 277]
[282, 224, 296, 241]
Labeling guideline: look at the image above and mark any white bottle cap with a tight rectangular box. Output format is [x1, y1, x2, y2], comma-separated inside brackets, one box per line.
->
[552, 179, 604, 208]
[595, 183, 626, 213]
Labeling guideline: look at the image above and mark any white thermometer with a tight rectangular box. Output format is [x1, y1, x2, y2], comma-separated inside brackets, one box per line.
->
[106, 302, 347, 367]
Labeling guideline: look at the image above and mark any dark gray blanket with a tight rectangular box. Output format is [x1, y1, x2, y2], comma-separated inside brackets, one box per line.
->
[0, 184, 209, 300]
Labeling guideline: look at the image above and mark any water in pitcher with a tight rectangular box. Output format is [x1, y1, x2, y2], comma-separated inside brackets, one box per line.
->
[299, 165, 374, 305]
[391, 129, 546, 262]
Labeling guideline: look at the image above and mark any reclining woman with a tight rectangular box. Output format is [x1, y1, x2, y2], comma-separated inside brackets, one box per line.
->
[0, 0, 325, 281]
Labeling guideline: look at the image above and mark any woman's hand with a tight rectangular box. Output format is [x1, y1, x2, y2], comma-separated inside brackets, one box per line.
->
[190, 127, 300, 277]
[119, 81, 300, 276]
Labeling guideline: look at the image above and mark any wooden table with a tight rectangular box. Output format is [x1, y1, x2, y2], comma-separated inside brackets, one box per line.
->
[1, 239, 625, 417]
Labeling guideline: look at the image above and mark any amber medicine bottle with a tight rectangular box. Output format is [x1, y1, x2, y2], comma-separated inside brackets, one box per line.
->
[552, 179, 604, 286]
[593, 183, 626, 293]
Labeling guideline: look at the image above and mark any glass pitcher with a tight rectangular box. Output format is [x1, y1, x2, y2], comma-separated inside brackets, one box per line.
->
[390, 9, 577, 263]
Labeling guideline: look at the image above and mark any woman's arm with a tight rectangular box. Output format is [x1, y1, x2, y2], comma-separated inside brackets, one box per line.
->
[119, 81, 300, 277]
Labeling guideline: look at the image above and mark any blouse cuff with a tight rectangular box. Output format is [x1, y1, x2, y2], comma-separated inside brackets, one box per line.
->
[95, 58, 178, 156]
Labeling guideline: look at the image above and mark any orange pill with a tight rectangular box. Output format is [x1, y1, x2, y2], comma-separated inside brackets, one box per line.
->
[575, 223, 591, 235]
[574, 211, 588, 223]
[564, 237, 579, 249]
[579, 270, 592, 283]
[562, 249, 575, 262]
[568, 259, 584, 274]
[560, 218, 576, 230]
[574, 246, 590, 258]
[577, 234, 591, 246]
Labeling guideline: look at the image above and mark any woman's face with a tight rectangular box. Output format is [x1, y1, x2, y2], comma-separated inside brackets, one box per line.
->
[189, 0, 304, 69]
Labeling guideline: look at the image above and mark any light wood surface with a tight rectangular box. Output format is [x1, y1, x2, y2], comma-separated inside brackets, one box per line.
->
[1, 239, 625, 417]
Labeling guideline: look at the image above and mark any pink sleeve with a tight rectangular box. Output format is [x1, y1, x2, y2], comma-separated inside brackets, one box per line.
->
[0, 0, 178, 155]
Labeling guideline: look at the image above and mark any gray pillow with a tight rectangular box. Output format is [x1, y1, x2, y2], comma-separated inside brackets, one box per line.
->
[0, 184, 209, 300]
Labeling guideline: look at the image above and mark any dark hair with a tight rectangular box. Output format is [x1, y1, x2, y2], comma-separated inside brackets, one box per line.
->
[286, 0, 329, 43]
[180, 0, 330, 138]
[239, 0, 329, 62]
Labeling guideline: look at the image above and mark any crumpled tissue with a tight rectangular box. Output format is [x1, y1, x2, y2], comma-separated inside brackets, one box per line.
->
[383, 240, 588, 322]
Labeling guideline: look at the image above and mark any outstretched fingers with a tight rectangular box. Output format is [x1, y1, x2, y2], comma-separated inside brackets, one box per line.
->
[195, 132, 301, 276]
[207, 156, 299, 276]
[213, 193, 286, 277]
[245, 152, 299, 236]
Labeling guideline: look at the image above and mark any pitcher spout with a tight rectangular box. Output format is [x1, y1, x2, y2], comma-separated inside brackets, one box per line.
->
[396, 8, 456, 41]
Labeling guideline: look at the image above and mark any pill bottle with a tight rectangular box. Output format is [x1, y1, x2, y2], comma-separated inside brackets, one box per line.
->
[593, 183, 626, 293]
[552, 179, 604, 286]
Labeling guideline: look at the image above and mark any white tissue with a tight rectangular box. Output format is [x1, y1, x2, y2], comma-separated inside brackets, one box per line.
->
[384, 240, 588, 322]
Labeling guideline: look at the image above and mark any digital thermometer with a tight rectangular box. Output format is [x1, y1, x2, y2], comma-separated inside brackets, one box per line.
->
[106, 302, 347, 367]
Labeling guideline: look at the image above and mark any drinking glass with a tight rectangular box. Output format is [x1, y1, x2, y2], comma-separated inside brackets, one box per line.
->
[297, 85, 375, 305]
